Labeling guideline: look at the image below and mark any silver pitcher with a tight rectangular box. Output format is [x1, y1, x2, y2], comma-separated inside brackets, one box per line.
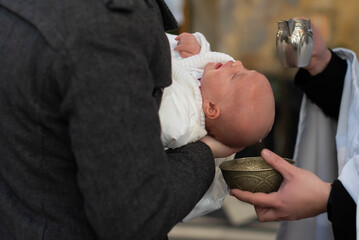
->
[276, 18, 313, 67]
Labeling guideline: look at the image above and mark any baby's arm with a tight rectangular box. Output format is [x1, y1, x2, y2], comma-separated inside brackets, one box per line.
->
[166, 32, 211, 60]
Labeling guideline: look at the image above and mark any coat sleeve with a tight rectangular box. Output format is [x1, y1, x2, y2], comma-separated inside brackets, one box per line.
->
[58, 2, 215, 239]
[327, 180, 357, 239]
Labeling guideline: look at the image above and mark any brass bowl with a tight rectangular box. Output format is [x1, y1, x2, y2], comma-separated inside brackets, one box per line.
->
[219, 157, 294, 193]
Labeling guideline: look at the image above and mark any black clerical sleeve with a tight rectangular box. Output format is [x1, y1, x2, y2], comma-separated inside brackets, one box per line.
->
[327, 180, 357, 239]
[294, 49, 347, 120]
[294, 51, 357, 239]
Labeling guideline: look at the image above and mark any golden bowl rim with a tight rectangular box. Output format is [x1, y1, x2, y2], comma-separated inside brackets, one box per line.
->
[219, 157, 294, 172]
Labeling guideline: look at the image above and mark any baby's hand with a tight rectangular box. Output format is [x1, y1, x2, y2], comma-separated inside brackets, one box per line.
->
[174, 33, 201, 58]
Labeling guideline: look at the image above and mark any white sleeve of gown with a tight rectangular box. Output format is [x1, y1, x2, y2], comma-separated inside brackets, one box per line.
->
[158, 81, 192, 149]
[193, 32, 211, 53]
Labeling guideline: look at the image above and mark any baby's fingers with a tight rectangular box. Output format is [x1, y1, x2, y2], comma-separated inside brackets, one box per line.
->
[178, 51, 194, 58]
[174, 44, 187, 52]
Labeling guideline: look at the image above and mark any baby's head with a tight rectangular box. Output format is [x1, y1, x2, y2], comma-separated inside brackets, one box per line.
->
[200, 60, 275, 149]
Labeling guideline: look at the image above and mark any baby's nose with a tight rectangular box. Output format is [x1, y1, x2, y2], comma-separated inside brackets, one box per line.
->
[232, 60, 243, 68]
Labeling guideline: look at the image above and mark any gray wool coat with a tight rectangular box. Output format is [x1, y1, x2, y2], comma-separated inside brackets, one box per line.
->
[0, 0, 215, 239]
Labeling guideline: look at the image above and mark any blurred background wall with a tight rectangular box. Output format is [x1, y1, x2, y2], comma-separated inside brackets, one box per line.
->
[169, 0, 359, 158]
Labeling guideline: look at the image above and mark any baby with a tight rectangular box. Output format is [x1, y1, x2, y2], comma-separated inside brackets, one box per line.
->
[159, 32, 275, 221]
[161, 32, 275, 155]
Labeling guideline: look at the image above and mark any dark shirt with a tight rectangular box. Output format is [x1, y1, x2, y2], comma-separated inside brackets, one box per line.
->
[0, 0, 215, 239]
[295, 50, 356, 239]
[295, 50, 347, 120]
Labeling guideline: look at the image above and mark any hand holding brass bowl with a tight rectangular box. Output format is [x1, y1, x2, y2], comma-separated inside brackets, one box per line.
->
[219, 157, 295, 193]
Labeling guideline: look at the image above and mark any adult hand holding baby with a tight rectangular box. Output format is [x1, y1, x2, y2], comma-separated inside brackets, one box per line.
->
[230, 149, 332, 221]
[200, 135, 243, 158]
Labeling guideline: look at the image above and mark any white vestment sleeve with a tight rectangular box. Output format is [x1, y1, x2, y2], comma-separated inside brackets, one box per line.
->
[335, 49, 359, 205]
[335, 47, 359, 240]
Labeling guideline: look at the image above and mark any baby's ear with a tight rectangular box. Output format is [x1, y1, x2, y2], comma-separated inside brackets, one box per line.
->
[203, 100, 220, 119]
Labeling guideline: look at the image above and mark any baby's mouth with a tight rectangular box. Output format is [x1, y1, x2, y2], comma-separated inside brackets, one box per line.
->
[215, 63, 223, 69]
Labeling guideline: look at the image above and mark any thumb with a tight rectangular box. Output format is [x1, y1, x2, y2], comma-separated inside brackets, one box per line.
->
[261, 149, 294, 179]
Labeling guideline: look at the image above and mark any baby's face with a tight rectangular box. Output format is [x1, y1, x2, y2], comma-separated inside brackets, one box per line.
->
[200, 60, 264, 101]
[201, 60, 275, 148]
